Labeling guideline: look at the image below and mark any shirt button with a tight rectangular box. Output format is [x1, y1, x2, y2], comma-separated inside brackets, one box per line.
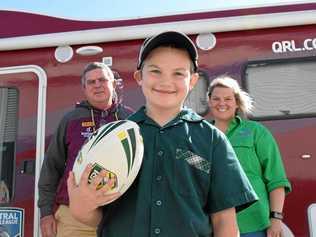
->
[159, 130, 164, 134]
[154, 228, 161, 234]
[156, 200, 162, 206]
[156, 176, 162, 181]
[157, 151, 164, 156]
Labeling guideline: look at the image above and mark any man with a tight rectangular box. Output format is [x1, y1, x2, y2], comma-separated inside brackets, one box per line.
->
[38, 62, 133, 237]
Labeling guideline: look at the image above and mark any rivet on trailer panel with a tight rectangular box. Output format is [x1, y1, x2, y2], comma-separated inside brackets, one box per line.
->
[54, 45, 74, 63]
[196, 33, 217, 51]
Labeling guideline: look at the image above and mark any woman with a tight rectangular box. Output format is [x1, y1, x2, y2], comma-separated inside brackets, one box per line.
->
[207, 76, 291, 237]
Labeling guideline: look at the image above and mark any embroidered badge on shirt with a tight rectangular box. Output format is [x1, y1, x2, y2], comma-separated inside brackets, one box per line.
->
[176, 149, 211, 174]
[82, 121, 95, 127]
[238, 128, 252, 137]
[81, 127, 93, 138]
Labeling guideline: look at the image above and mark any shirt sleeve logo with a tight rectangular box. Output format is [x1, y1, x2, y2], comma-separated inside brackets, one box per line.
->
[81, 127, 94, 139]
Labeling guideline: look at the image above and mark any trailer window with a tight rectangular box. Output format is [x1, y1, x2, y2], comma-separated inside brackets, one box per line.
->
[184, 71, 209, 116]
[245, 60, 316, 119]
[0, 87, 18, 203]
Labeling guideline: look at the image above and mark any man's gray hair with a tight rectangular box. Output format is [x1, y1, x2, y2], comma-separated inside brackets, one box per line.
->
[81, 62, 114, 86]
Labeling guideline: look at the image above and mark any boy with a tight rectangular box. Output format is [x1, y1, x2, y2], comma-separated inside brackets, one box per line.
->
[67, 31, 258, 237]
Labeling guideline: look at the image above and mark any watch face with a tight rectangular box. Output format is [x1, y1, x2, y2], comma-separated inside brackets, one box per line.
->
[270, 211, 283, 220]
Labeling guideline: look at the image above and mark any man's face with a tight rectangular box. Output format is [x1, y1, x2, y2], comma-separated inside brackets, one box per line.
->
[83, 68, 115, 109]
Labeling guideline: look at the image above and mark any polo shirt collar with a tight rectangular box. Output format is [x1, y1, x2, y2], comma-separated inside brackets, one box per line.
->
[129, 106, 147, 123]
[226, 116, 242, 135]
[129, 106, 203, 124]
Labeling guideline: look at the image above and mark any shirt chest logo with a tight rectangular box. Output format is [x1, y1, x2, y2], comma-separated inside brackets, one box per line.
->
[81, 126, 94, 138]
[82, 121, 95, 127]
[176, 149, 211, 174]
[238, 128, 252, 137]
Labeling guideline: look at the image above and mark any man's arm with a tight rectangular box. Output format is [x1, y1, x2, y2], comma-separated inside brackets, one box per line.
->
[38, 117, 68, 237]
[67, 164, 120, 227]
[38, 116, 68, 217]
[211, 207, 239, 237]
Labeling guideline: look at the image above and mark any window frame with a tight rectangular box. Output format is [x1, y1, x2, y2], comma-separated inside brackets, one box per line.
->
[242, 56, 316, 121]
[0, 86, 19, 204]
[184, 70, 210, 116]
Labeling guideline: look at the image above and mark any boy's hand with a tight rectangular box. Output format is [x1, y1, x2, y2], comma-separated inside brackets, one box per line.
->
[67, 164, 120, 224]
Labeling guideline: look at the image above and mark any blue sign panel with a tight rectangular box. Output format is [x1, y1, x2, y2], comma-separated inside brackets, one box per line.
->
[0, 208, 24, 237]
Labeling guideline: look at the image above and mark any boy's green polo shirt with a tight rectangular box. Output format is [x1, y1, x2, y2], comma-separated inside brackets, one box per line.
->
[226, 116, 291, 233]
[99, 107, 257, 237]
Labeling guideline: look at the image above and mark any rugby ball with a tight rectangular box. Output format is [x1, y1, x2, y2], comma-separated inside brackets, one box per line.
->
[73, 120, 143, 203]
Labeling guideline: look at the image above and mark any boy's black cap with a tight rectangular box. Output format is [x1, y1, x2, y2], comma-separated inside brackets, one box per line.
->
[137, 31, 198, 72]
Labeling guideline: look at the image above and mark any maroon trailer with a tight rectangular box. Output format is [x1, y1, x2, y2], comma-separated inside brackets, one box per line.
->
[0, 3, 315, 236]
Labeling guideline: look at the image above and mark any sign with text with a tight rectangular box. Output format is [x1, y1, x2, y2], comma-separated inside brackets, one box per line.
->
[0, 208, 24, 237]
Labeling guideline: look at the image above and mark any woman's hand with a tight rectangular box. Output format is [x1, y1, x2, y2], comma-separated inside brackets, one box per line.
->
[267, 218, 283, 237]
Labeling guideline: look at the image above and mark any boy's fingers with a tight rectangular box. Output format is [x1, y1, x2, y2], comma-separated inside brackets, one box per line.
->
[67, 171, 76, 192]
[90, 170, 107, 190]
[98, 177, 116, 193]
[79, 163, 93, 187]
[106, 178, 115, 190]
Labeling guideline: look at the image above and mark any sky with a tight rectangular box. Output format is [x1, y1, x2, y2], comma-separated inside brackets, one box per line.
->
[0, 0, 315, 20]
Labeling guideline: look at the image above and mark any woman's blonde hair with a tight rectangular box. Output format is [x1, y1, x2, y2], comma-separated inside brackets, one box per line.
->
[208, 75, 253, 116]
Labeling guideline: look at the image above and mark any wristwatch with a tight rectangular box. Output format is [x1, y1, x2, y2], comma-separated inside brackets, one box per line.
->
[270, 211, 283, 220]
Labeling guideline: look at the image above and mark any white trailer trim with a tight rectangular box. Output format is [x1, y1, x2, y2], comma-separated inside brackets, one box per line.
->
[308, 203, 316, 237]
[0, 10, 316, 50]
[0, 65, 47, 237]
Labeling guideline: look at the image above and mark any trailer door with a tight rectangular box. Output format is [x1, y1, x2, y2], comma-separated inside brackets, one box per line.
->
[0, 65, 47, 237]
